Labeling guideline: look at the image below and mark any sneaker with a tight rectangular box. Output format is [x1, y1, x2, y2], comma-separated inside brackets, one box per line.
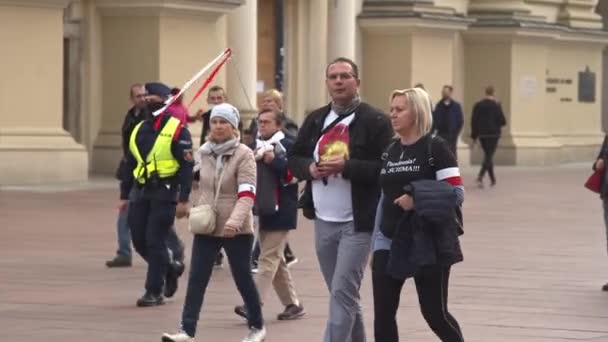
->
[251, 262, 258, 274]
[136, 292, 164, 307]
[285, 256, 298, 268]
[234, 305, 248, 319]
[277, 303, 305, 320]
[164, 260, 185, 298]
[602, 282, 608, 292]
[105, 255, 132, 268]
[162, 330, 194, 342]
[476, 178, 484, 189]
[242, 327, 266, 342]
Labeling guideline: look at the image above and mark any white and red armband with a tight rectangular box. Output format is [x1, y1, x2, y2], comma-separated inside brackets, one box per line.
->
[238, 183, 256, 200]
[436, 167, 463, 186]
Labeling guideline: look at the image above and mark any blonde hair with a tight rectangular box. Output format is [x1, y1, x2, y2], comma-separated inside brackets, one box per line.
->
[390, 87, 433, 136]
[262, 89, 284, 110]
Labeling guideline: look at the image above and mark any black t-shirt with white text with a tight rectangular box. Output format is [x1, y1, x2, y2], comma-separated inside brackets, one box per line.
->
[379, 134, 461, 237]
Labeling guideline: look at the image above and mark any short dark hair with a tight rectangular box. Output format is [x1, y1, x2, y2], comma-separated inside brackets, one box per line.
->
[258, 108, 284, 125]
[485, 85, 495, 96]
[208, 85, 226, 100]
[326, 57, 359, 79]
[443, 85, 453, 92]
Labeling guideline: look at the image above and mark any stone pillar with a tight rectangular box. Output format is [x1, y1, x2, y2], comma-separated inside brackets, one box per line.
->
[283, 0, 329, 123]
[0, 0, 88, 185]
[227, 0, 257, 125]
[91, 0, 240, 174]
[327, 0, 357, 61]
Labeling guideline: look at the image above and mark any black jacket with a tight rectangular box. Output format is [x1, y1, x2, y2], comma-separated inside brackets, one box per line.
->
[288, 102, 393, 233]
[387, 179, 463, 279]
[115, 106, 151, 180]
[432, 99, 464, 141]
[471, 98, 506, 140]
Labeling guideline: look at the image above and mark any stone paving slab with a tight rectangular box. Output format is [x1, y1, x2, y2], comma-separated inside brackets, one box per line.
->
[2, 165, 608, 341]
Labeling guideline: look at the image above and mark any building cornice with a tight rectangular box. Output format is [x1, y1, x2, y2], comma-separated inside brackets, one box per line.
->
[0, 0, 68, 9]
[95, 0, 243, 17]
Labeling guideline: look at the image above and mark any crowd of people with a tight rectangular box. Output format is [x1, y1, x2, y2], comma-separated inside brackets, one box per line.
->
[105, 56, 511, 342]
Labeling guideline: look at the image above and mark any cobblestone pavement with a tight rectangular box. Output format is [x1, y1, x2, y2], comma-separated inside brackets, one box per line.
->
[2, 165, 608, 341]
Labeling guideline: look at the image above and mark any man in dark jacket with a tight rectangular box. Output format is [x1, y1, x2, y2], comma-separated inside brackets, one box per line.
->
[288, 57, 393, 342]
[471, 85, 507, 188]
[432, 85, 464, 157]
[106, 84, 149, 268]
[235, 109, 305, 321]
[195, 85, 227, 146]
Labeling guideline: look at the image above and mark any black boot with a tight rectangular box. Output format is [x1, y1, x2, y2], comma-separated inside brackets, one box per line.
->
[164, 260, 185, 298]
[136, 292, 164, 307]
[105, 255, 132, 268]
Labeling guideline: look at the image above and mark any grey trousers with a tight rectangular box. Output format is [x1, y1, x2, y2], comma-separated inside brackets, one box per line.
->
[315, 219, 372, 342]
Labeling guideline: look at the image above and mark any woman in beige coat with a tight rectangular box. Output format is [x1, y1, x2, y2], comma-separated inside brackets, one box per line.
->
[163, 103, 266, 342]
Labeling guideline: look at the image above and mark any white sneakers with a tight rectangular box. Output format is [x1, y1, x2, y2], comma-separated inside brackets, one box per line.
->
[162, 331, 194, 342]
[162, 327, 266, 342]
[242, 327, 266, 342]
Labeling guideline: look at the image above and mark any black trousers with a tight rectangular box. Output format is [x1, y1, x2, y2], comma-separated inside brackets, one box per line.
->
[478, 137, 499, 184]
[372, 250, 464, 342]
[128, 194, 176, 296]
[181, 234, 263, 337]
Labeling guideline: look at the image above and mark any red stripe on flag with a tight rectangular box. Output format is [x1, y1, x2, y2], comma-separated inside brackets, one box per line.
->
[188, 49, 232, 108]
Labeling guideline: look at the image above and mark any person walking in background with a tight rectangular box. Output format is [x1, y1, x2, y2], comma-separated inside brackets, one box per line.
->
[235, 108, 305, 321]
[197, 85, 228, 146]
[432, 85, 463, 157]
[471, 85, 506, 188]
[106, 83, 148, 268]
[120, 82, 194, 307]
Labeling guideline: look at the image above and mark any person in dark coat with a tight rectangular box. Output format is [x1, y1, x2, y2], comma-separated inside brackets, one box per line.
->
[106, 83, 148, 268]
[120, 85, 194, 306]
[234, 109, 305, 321]
[288, 57, 394, 342]
[432, 85, 463, 157]
[471, 85, 507, 188]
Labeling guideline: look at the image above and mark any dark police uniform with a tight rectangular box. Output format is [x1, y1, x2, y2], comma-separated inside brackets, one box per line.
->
[121, 112, 194, 307]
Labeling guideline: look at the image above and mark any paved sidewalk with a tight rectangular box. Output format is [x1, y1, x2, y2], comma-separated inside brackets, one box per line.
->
[2, 165, 608, 341]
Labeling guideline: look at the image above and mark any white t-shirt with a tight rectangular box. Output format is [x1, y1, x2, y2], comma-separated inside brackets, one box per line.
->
[312, 110, 355, 222]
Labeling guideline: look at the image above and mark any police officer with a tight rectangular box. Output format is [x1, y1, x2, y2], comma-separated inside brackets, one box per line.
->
[120, 82, 194, 307]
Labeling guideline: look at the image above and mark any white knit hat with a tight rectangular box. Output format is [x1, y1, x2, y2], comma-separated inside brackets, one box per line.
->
[210, 103, 240, 129]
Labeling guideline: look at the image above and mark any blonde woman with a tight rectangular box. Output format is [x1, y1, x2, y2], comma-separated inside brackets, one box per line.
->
[372, 88, 465, 342]
[162, 103, 266, 342]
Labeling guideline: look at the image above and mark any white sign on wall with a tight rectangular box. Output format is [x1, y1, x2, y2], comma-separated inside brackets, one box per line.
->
[520, 76, 538, 98]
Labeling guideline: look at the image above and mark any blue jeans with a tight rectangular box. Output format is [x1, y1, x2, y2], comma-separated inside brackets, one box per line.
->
[181, 234, 263, 337]
[116, 206, 132, 258]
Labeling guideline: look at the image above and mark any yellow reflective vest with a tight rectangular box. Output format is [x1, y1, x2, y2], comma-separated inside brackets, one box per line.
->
[129, 117, 181, 184]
